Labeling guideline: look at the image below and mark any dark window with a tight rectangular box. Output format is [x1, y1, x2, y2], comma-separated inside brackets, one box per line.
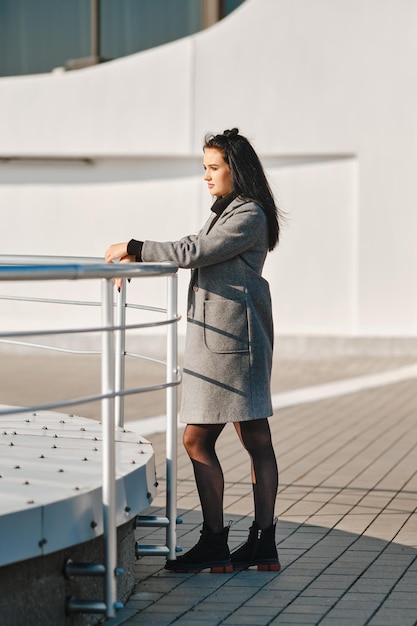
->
[0, 0, 90, 76]
[101, 0, 201, 60]
[0, 0, 246, 77]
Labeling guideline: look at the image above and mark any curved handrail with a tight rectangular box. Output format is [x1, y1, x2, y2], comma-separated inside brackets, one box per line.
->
[0, 255, 180, 619]
[0, 260, 177, 281]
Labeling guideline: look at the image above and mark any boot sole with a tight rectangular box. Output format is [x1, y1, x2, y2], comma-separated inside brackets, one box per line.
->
[165, 562, 233, 574]
[258, 562, 281, 572]
[233, 561, 281, 572]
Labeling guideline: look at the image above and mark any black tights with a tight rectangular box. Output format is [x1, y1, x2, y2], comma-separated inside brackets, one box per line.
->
[183, 419, 278, 533]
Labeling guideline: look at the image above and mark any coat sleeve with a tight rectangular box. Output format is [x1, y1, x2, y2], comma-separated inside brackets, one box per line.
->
[142, 202, 266, 269]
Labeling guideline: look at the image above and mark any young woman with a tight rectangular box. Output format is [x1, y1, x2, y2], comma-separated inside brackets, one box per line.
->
[105, 128, 282, 573]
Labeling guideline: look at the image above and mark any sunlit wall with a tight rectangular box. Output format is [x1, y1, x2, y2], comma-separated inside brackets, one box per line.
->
[0, 0, 416, 344]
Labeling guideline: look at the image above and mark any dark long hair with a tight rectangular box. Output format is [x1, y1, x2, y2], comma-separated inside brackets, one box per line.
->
[204, 128, 280, 250]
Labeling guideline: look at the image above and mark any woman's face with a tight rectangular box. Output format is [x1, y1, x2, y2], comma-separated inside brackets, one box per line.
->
[203, 147, 233, 197]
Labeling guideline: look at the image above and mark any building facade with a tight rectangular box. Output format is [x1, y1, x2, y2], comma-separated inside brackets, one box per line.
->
[0, 0, 416, 347]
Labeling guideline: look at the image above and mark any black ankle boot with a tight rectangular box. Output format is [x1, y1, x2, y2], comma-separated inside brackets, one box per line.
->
[165, 524, 233, 573]
[231, 520, 281, 571]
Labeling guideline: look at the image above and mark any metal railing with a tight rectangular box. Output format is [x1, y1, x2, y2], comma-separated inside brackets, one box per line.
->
[0, 255, 180, 619]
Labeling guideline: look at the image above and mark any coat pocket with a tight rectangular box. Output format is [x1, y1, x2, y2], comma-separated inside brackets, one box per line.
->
[203, 299, 249, 354]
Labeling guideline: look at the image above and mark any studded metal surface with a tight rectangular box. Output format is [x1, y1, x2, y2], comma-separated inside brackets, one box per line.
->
[0, 407, 156, 567]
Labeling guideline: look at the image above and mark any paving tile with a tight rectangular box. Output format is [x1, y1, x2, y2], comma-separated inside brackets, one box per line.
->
[280, 603, 332, 615]
[268, 618, 320, 625]
[220, 612, 275, 625]
[326, 607, 377, 619]
[320, 615, 364, 626]
[299, 588, 345, 600]
[383, 592, 417, 608]
[367, 608, 417, 626]
[307, 577, 357, 591]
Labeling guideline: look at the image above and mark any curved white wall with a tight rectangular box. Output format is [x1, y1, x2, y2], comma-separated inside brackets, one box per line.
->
[1, 0, 416, 341]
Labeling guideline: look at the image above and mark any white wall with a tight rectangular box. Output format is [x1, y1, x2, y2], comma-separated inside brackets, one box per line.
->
[1, 0, 416, 342]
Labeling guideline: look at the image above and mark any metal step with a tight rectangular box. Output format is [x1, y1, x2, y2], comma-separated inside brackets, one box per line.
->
[135, 543, 170, 557]
[66, 598, 123, 615]
[135, 514, 183, 528]
[64, 560, 124, 616]
[136, 515, 169, 528]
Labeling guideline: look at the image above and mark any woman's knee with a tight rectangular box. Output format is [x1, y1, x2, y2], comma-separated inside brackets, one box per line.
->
[183, 424, 223, 458]
[182, 425, 198, 456]
[238, 419, 273, 455]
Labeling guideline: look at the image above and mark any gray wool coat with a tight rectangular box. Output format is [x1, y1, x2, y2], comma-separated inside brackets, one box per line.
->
[141, 197, 274, 424]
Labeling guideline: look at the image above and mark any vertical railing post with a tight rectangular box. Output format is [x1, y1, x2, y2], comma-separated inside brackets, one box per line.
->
[166, 274, 178, 559]
[101, 278, 117, 618]
[114, 280, 126, 429]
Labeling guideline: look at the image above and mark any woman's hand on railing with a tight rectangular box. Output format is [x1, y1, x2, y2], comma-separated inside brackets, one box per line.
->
[105, 242, 129, 263]
[105, 242, 136, 291]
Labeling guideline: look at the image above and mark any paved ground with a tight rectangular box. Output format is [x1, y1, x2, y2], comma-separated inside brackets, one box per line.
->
[105, 354, 417, 626]
[2, 351, 417, 625]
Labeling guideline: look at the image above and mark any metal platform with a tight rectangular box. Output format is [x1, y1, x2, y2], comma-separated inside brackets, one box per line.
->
[0, 407, 156, 568]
